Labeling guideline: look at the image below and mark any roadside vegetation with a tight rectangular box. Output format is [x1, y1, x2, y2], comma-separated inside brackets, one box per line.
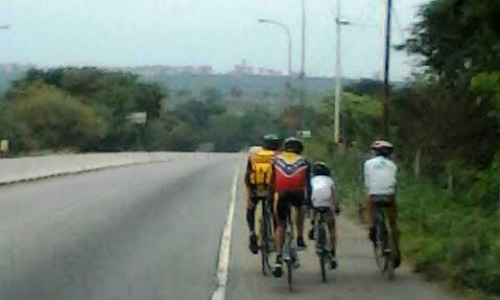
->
[0, 68, 291, 154]
[305, 0, 500, 297]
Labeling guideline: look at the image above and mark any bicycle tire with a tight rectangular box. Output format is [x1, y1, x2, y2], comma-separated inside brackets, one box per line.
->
[384, 215, 395, 280]
[286, 260, 293, 291]
[374, 222, 385, 272]
[259, 220, 269, 276]
[318, 225, 327, 282]
[320, 255, 326, 283]
[385, 257, 395, 280]
[260, 201, 272, 276]
[285, 204, 293, 292]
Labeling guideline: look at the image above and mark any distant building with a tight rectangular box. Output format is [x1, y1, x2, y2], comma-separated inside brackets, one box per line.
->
[257, 67, 282, 77]
[196, 65, 213, 75]
[231, 60, 253, 75]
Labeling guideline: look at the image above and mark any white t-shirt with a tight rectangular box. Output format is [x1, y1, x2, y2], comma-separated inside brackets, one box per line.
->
[311, 175, 335, 209]
[363, 156, 397, 195]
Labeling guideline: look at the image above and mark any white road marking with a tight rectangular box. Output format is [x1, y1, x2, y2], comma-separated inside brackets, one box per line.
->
[211, 166, 239, 300]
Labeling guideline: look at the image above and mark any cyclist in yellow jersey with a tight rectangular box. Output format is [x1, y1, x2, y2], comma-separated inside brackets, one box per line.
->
[244, 134, 281, 254]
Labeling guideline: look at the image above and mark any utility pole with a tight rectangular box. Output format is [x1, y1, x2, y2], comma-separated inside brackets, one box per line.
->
[333, 0, 350, 145]
[382, 0, 392, 139]
[299, 0, 306, 134]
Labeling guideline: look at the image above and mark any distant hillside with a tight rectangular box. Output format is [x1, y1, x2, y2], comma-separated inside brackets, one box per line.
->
[0, 65, 362, 111]
[135, 73, 357, 112]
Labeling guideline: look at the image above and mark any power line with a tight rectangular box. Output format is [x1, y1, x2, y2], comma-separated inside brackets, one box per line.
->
[392, 0, 409, 43]
[343, 0, 382, 51]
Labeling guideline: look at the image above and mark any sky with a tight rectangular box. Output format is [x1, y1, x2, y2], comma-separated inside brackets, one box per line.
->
[0, 0, 429, 80]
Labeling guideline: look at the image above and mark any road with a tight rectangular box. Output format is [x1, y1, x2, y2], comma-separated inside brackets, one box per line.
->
[0, 153, 458, 300]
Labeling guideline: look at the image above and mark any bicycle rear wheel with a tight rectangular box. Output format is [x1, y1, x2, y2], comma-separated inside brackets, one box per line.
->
[384, 255, 395, 280]
[374, 221, 386, 272]
[285, 205, 294, 292]
[384, 217, 395, 280]
[259, 201, 272, 276]
[318, 225, 327, 282]
[286, 260, 293, 291]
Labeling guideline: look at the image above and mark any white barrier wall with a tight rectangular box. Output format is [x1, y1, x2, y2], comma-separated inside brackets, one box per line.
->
[0, 152, 212, 185]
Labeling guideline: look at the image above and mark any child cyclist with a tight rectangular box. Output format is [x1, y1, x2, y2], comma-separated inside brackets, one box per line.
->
[308, 162, 340, 269]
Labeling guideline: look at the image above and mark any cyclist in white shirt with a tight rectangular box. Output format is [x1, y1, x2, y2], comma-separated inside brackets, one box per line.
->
[308, 162, 340, 270]
[363, 140, 400, 268]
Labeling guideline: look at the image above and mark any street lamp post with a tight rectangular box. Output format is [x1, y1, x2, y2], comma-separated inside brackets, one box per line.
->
[258, 19, 292, 78]
[258, 19, 294, 131]
[300, 0, 306, 133]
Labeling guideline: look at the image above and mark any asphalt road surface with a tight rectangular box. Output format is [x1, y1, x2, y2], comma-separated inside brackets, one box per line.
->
[0, 153, 458, 300]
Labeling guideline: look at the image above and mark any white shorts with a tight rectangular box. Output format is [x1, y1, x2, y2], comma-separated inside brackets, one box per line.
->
[311, 187, 334, 209]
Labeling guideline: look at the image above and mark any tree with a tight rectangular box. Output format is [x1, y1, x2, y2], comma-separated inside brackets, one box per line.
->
[10, 67, 167, 151]
[407, 0, 500, 85]
[229, 85, 243, 99]
[6, 81, 104, 151]
[345, 79, 384, 97]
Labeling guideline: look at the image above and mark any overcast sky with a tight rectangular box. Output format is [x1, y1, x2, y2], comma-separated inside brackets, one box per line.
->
[0, 0, 429, 80]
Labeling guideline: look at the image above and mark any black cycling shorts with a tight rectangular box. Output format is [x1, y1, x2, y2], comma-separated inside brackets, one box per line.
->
[273, 189, 306, 222]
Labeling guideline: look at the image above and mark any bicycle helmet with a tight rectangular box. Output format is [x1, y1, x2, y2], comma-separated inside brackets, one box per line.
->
[248, 145, 263, 154]
[263, 134, 281, 151]
[370, 140, 394, 157]
[313, 162, 331, 176]
[283, 137, 304, 154]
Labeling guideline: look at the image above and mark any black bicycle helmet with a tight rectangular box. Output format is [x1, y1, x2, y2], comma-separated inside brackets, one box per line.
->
[370, 140, 394, 157]
[263, 134, 281, 151]
[313, 162, 331, 176]
[283, 137, 304, 154]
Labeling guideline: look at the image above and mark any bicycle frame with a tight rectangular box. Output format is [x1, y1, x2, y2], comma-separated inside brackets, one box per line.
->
[373, 199, 395, 280]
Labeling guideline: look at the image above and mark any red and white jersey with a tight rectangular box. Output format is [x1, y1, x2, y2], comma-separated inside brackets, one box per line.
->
[273, 152, 309, 192]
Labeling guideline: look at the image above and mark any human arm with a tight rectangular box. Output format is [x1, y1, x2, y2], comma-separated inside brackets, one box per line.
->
[362, 160, 370, 193]
[331, 178, 340, 215]
[305, 160, 313, 208]
[244, 158, 252, 188]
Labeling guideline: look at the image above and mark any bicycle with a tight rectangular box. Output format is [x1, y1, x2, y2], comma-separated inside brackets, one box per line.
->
[281, 202, 298, 291]
[372, 195, 396, 280]
[313, 207, 332, 282]
[258, 196, 274, 276]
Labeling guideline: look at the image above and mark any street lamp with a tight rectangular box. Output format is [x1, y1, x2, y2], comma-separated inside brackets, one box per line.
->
[258, 19, 292, 79]
[300, 0, 306, 133]
[258, 18, 294, 130]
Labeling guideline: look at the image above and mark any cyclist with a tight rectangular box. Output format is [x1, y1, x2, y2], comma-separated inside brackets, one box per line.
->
[270, 137, 311, 278]
[308, 162, 340, 270]
[244, 134, 281, 254]
[363, 140, 400, 267]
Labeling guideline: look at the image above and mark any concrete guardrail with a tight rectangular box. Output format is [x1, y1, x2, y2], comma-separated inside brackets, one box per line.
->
[0, 152, 206, 185]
